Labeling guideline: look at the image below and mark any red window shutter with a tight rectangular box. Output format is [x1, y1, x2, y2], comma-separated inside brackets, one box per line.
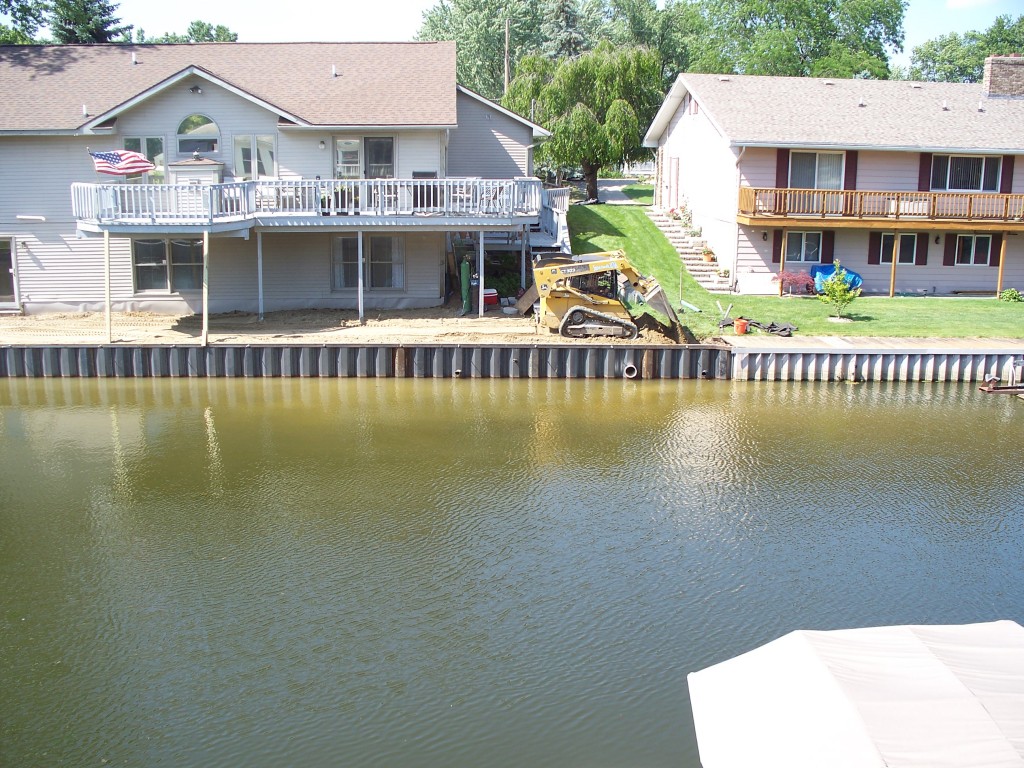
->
[776, 149, 790, 188]
[915, 233, 929, 266]
[1000, 156, 1014, 194]
[943, 233, 957, 266]
[821, 231, 835, 264]
[772, 230, 782, 263]
[991, 233, 1003, 267]
[844, 151, 858, 190]
[919, 153, 932, 192]
[868, 232, 881, 265]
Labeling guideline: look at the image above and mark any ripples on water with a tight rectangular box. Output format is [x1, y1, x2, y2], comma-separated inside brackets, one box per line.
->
[1, 379, 1022, 767]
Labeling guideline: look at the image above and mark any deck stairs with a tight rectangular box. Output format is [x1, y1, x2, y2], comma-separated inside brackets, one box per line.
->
[645, 209, 732, 294]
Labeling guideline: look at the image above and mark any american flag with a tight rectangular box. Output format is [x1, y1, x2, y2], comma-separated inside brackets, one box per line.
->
[89, 149, 156, 176]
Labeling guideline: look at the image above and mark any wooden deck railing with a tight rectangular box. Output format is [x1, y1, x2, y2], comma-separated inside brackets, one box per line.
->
[738, 187, 1024, 223]
[72, 177, 544, 226]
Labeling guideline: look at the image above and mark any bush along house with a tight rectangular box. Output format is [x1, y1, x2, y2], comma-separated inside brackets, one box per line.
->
[0, 42, 556, 333]
[644, 55, 1024, 297]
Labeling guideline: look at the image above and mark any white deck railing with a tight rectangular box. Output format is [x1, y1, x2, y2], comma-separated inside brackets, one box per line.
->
[72, 177, 544, 226]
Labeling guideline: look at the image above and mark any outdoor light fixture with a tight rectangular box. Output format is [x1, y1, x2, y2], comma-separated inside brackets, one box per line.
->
[189, 85, 203, 94]
[319, 140, 326, 150]
[762, 231, 768, 241]
[935, 235, 941, 244]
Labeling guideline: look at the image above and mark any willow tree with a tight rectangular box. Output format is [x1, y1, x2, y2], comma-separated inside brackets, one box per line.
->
[504, 43, 661, 201]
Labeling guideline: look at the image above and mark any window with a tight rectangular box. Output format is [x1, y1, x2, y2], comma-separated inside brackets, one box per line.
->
[931, 155, 1000, 192]
[334, 139, 361, 180]
[331, 236, 359, 290]
[790, 151, 843, 190]
[879, 233, 917, 265]
[133, 238, 204, 292]
[955, 234, 992, 266]
[177, 114, 219, 155]
[365, 137, 395, 178]
[234, 135, 275, 180]
[331, 236, 404, 290]
[786, 231, 821, 263]
[368, 236, 403, 288]
[123, 137, 165, 183]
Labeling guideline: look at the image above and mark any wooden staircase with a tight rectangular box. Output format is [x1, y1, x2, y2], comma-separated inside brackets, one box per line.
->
[645, 209, 732, 294]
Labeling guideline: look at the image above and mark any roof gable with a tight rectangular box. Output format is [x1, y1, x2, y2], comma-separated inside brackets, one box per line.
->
[647, 72, 1024, 154]
[0, 42, 458, 133]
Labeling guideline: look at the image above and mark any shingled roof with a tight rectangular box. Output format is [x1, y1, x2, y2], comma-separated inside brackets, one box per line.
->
[0, 42, 458, 132]
[645, 72, 1024, 154]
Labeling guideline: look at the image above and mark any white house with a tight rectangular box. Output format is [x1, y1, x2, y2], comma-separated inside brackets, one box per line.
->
[644, 55, 1024, 296]
[0, 42, 552, 322]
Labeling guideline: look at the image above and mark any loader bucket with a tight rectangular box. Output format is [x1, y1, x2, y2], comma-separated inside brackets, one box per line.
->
[620, 279, 686, 342]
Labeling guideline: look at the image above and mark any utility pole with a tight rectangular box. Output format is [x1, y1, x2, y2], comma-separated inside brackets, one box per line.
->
[504, 18, 510, 95]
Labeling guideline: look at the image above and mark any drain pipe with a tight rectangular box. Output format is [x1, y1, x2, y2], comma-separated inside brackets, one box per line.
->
[623, 363, 639, 379]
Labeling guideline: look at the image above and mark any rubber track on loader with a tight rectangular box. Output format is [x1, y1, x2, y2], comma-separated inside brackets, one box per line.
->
[558, 305, 639, 340]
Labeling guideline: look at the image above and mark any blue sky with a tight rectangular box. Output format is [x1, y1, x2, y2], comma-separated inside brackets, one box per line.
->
[34, 0, 1023, 59]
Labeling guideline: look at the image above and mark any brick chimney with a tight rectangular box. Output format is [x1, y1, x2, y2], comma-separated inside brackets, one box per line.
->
[983, 54, 1024, 98]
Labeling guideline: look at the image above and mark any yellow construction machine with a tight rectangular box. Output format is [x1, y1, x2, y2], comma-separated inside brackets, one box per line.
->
[529, 250, 685, 342]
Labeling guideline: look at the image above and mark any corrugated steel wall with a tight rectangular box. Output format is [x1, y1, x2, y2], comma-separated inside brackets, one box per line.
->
[0, 344, 730, 380]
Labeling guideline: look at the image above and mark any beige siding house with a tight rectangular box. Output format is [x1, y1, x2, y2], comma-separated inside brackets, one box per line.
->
[0, 42, 550, 319]
[645, 56, 1024, 297]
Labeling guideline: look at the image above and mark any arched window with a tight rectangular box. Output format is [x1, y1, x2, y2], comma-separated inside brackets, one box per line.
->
[177, 114, 219, 155]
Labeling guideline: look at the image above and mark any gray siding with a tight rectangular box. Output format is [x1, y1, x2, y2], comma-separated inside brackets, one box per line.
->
[448, 91, 532, 178]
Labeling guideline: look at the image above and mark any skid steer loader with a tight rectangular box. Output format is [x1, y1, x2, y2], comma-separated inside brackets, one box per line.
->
[530, 250, 685, 342]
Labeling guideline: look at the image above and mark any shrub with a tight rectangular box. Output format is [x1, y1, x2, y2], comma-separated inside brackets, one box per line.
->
[999, 288, 1023, 303]
[818, 260, 862, 318]
[774, 270, 815, 295]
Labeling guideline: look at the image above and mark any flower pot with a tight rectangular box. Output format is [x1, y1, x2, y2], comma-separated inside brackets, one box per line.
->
[733, 318, 749, 335]
[702, 252, 715, 262]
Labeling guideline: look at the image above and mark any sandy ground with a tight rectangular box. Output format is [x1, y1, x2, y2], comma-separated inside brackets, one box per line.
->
[0, 303, 680, 346]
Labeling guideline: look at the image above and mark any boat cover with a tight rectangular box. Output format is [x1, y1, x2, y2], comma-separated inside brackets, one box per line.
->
[810, 263, 863, 292]
[688, 620, 1024, 768]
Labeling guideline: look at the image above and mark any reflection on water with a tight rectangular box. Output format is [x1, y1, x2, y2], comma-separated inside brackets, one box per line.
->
[1, 379, 1022, 767]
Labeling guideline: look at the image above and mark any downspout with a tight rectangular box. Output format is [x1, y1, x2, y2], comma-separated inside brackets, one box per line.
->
[104, 230, 111, 343]
[732, 147, 746, 293]
[201, 229, 210, 346]
[257, 230, 264, 321]
[477, 232, 485, 318]
[358, 231, 365, 324]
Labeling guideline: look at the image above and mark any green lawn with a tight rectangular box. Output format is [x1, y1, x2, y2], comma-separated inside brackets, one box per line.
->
[567, 197, 1024, 341]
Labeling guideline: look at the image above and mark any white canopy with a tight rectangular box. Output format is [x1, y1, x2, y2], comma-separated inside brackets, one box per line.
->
[688, 620, 1024, 768]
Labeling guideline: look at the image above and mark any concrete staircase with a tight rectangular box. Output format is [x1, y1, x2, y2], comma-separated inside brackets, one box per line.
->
[645, 209, 732, 294]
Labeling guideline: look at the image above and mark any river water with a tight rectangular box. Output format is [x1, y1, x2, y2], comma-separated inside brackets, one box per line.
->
[1, 379, 1022, 767]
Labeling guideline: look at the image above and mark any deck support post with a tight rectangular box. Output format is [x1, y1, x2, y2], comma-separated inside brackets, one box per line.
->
[103, 230, 111, 344]
[777, 228, 787, 297]
[357, 231, 365, 324]
[520, 225, 528, 289]
[478, 231, 485, 318]
[888, 239, 898, 298]
[997, 231, 1008, 296]
[201, 230, 210, 346]
[257, 230, 264, 321]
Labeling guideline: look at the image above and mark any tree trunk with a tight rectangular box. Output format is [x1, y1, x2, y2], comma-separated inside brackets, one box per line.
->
[582, 161, 600, 202]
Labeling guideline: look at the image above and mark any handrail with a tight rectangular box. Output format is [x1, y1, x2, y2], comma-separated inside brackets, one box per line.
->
[738, 186, 1024, 223]
[72, 177, 545, 225]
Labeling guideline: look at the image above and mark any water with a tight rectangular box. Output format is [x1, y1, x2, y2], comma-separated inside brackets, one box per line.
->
[1, 379, 1022, 767]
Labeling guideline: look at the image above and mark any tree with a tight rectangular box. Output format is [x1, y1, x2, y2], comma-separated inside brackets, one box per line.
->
[0, 0, 45, 37]
[417, 0, 545, 100]
[135, 20, 239, 44]
[692, 0, 907, 78]
[818, 260, 861, 319]
[504, 43, 662, 200]
[909, 14, 1024, 83]
[49, 0, 131, 43]
[541, 0, 586, 59]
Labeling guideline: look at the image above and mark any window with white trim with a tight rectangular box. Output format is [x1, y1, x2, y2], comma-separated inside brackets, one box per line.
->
[123, 136, 165, 183]
[331, 236, 405, 290]
[931, 155, 1000, 192]
[955, 234, 992, 266]
[177, 114, 219, 155]
[786, 231, 822, 263]
[234, 135, 276, 180]
[790, 151, 843, 190]
[879, 233, 917, 265]
[133, 238, 204, 292]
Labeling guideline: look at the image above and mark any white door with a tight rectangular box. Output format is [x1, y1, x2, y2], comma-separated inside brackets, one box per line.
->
[0, 238, 17, 309]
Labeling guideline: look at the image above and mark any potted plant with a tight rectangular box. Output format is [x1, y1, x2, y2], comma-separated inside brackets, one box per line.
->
[702, 246, 716, 263]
